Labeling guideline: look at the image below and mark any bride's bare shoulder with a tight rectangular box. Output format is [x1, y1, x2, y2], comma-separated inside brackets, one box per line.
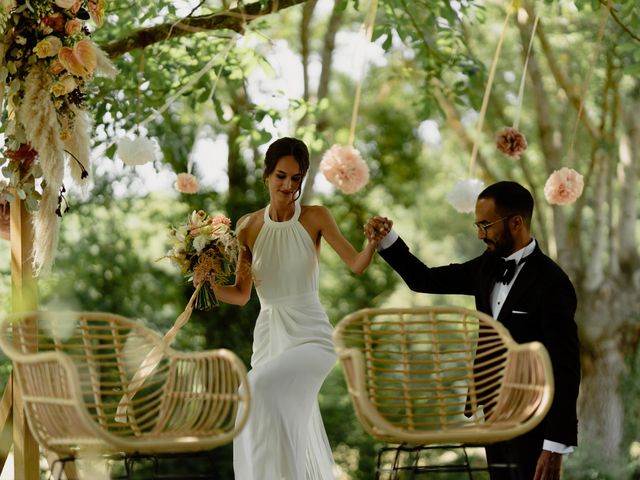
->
[300, 204, 331, 221]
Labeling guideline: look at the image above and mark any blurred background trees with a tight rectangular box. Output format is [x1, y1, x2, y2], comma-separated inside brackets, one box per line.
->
[1, 0, 640, 477]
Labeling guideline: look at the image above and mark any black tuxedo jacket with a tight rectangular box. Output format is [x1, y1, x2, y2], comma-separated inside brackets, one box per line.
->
[379, 237, 580, 446]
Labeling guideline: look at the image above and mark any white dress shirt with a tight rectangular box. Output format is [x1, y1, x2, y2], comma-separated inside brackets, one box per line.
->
[378, 231, 574, 454]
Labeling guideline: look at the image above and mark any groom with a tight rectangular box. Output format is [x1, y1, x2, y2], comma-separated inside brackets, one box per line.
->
[366, 181, 580, 480]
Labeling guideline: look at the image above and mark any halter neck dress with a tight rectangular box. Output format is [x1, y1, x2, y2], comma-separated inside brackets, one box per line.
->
[233, 202, 337, 480]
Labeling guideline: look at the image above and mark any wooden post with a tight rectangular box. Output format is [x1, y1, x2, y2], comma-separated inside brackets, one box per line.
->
[7, 197, 39, 480]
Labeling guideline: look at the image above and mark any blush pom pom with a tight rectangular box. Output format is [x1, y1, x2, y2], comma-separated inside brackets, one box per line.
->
[175, 173, 200, 194]
[319, 144, 370, 195]
[446, 178, 485, 213]
[544, 167, 584, 205]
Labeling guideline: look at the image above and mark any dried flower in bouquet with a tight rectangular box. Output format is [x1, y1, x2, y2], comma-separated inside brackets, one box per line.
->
[496, 127, 528, 158]
[544, 167, 584, 205]
[320, 144, 370, 194]
[164, 210, 240, 310]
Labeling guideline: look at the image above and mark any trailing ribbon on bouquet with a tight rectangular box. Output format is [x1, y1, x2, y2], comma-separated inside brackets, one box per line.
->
[115, 282, 203, 424]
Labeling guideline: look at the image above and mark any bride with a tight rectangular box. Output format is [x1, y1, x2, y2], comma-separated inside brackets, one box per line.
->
[213, 137, 381, 479]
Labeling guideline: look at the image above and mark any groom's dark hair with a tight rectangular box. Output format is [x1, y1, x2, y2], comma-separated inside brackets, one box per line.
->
[478, 181, 534, 226]
[263, 137, 310, 201]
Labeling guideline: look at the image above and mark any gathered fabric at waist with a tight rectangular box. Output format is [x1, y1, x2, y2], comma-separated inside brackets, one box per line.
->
[258, 291, 321, 309]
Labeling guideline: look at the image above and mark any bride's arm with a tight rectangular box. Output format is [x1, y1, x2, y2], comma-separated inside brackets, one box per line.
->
[212, 215, 253, 306]
[314, 206, 378, 275]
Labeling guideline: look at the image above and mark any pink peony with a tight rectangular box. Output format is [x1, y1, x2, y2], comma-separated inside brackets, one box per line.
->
[544, 167, 584, 205]
[496, 127, 528, 158]
[175, 173, 200, 194]
[319, 144, 369, 195]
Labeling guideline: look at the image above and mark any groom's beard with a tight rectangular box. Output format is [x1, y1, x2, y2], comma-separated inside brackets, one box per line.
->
[484, 228, 515, 258]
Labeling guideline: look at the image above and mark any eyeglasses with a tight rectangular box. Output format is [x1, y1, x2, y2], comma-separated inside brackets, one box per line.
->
[473, 216, 511, 236]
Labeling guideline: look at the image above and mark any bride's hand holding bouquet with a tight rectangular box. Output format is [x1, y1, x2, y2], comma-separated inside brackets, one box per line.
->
[165, 209, 240, 310]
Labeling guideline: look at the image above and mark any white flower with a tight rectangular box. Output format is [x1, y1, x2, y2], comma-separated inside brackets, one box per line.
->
[116, 134, 160, 166]
[193, 235, 209, 253]
[446, 178, 485, 213]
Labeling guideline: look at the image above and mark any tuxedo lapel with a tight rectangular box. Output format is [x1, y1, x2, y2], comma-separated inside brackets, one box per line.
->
[497, 246, 543, 323]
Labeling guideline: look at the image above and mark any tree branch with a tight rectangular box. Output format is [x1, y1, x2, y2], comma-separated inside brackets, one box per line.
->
[100, 0, 309, 58]
[599, 0, 640, 42]
[533, 17, 602, 140]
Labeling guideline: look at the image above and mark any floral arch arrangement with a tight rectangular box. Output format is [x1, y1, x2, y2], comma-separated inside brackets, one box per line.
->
[0, 0, 114, 273]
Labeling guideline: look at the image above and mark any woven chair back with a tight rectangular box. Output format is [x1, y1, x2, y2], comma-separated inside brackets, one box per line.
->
[0, 311, 250, 455]
[333, 307, 553, 445]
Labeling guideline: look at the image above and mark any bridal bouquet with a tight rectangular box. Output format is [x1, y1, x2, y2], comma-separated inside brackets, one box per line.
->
[165, 210, 240, 310]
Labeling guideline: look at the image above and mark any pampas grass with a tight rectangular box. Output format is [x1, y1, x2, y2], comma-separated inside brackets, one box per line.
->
[18, 67, 65, 188]
[17, 67, 65, 274]
[64, 105, 92, 189]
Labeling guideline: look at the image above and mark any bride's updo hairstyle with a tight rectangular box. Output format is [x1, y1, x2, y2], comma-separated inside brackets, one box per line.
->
[263, 137, 310, 201]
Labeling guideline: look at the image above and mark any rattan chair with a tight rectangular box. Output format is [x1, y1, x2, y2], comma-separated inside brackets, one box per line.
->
[0, 311, 250, 460]
[333, 306, 554, 476]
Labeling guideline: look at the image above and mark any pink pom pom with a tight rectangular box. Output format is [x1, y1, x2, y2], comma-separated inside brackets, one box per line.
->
[544, 167, 584, 205]
[319, 144, 370, 195]
[175, 173, 200, 194]
[496, 127, 528, 158]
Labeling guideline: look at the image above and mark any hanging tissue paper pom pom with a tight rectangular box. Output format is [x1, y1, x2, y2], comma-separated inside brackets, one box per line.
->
[544, 167, 584, 205]
[496, 127, 528, 158]
[319, 144, 370, 195]
[116, 134, 159, 166]
[446, 178, 485, 213]
[175, 173, 200, 194]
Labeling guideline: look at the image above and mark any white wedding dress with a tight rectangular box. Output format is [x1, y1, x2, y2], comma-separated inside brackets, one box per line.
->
[233, 202, 337, 480]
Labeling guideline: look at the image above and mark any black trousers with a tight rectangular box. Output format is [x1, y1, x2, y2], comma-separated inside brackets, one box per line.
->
[485, 423, 545, 480]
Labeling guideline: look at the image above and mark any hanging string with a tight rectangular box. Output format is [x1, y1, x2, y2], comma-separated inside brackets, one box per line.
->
[468, 4, 514, 176]
[513, 13, 539, 130]
[566, 1, 610, 163]
[347, 0, 379, 147]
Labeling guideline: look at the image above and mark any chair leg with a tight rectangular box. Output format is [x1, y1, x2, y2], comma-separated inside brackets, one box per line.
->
[49, 457, 78, 480]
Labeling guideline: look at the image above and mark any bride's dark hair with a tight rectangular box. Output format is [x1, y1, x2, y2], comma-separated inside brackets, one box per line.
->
[263, 137, 310, 201]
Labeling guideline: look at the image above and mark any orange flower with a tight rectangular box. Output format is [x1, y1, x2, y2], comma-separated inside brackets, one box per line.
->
[88, 0, 106, 27]
[49, 58, 65, 75]
[58, 39, 97, 77]
[65, 19, 83, 35]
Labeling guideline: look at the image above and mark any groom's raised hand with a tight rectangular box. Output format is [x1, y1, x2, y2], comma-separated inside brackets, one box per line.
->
[364, 216, 393, 244]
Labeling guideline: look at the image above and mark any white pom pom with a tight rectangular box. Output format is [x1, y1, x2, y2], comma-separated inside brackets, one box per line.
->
[446, 178, 485, 213]
[116, 134, 160, 166]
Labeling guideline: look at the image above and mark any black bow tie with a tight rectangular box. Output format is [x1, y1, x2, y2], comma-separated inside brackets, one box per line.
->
[496, 258, 519, 285]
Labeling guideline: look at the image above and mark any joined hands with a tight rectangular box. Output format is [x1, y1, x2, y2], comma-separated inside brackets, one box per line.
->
[364, 216, 393, 245]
